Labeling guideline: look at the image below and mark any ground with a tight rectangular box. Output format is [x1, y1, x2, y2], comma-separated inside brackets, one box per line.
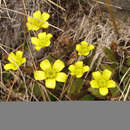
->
[0, 0, 130, 101]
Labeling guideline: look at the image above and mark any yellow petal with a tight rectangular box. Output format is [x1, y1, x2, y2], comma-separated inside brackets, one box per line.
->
[56, 72, 67, 82]
[99, 88, 108, 96]
[27, 16, 33, 23]
[8, 52, 16, 63]
[76, 44, 81, 51]
[4, 63, 17, 71]
[22, 58, 26, 64]
[40, 59, 51, 71]
[68, 65, 75, 72]
[47, 33, 53, 39]
[26, 23, 32, 31]
[16, 51, 23, 58]
[26, 22, 40, 31]
[75, 61, 83, 68]
[90, 80, 99, 88]
[92, 71, 102, 80]
[81, 41, 88, 46]
[53, 60, 65, 72]
[83, 66, 90, 72]
[107, 80, 116, 88]
[45, 41, 51, 46]
[35, 46, 42, 51]
[42, 12, 50, 21]
[38, 32, 46, 39]
[33, 10, 41, 19]
[76, 74, 83, 78]
[31, 37, 40, 45]
[45, 79, 56, 89]
[88, 45, 94, 50]
[34, 71, 46, 80]
[83, 51, 90, 56]
[102, 69, 112, 80]
[42, 22, 49, 28]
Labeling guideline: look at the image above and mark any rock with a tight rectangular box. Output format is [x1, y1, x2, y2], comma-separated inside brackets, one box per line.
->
[94, 0, 130, 10]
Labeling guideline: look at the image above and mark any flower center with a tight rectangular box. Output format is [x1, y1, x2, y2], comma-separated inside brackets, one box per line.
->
[75, 67, 83, 75]
[46, 69, 56, 79]
[98, 79, 106, 88]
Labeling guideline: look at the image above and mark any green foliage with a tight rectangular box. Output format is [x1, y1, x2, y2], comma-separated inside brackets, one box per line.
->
[33, 83, 42, 96]
[67, 78, 83, 99]
[103, 47, 118, 62]
[3, 72, 13, 82]
[81, 95, 95, 101]
[88, 87, 106, 99]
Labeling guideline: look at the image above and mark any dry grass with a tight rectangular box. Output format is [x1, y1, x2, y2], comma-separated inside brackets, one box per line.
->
[0, 0, 129, 101]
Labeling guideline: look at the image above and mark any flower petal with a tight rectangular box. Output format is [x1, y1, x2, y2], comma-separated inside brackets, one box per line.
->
[35, 46, 42, 51]
[42, 22, 49, 28]
[40, 59, 51, 71]
[99, 88, 108, 96]
[68, 65, 75, 72]
[33, 10, 41, 19]
[34, 71, 46, 80]
[45, 79, 56, 89]
[76, 74, 83, 78]
[27, 16, 33, 23]
[90, 80, 99, 88]
[16, 51, 23, 58]
[83, 66, 90, 72]
[4, 63, 17, 71]
[102, 69, 112, 80]
[107, 80, 116, 88]
[81, 41, 88, 46]
[42, 12, 50, 21]
[92, 71, 102, 80]
[53, 60, 65, 72]
[83, 51, 90, 56]
[56, 72, 67, 82]
[75, 61, 83, 68]
[31, 37, 40, 45]
[8, 52, 16, 63]
[47, 33, 53, 39]
[38, 32, 46, 39]
[76, 44, 81, 51]
[21, 58, 26, 64]
[88, 45, 94, 50]
[26, 23, 39, 31]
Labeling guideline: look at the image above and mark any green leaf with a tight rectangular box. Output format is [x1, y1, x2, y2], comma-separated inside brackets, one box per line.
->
[67, 78, 83, 98]
[47, 56, 54, 62]
[126, 58, 130, 66]
[3, 72, 13, 82]
[110, 87, 119, 97]
[33, 83, 42, 96]
[81, 95, 95, 100]
[103, 47, 118, 62]
[88, 87, 106, 99]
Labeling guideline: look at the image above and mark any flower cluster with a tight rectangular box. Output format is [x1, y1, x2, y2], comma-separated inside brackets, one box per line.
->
[34, 59, 67, 89]
[31, 32, 52, 51]
[3, 10, 117, 97]
[76, 41, 94, 56]
[68, 61, 90, 78]
[26, 10, 50, 31]
[4, 51, 26, 71]
[90, 69, 116, 96]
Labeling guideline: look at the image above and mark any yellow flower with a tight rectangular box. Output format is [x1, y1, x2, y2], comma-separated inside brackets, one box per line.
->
[90, 69, 116, 96]
[31, 32, 52, 51]
[68, 61, 90, 78]
[34, 59, 67, 89]
[4, 51, 26, 71]
[26, 10, 50, 31]
[76, 41, 94, 56]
